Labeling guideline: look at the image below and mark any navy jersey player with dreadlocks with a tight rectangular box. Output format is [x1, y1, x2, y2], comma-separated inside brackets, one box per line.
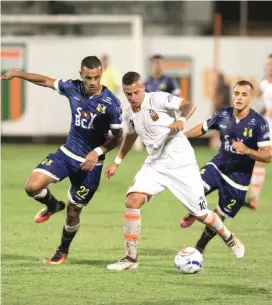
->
[179, 80, 271, 255]
[1, 56, 123, 264]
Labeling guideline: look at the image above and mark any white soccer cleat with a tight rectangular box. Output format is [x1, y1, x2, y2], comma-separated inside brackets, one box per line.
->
[106, 256, 138, 271]
[227, 234, 245, 259]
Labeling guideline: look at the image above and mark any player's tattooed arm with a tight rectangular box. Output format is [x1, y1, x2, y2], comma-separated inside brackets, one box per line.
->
[1, 69, 55, 89]
[81, 129, 123, 171]
[233, 142, 272, 163]
[184, 123, 206, 139]
[100, 128, 124, 154]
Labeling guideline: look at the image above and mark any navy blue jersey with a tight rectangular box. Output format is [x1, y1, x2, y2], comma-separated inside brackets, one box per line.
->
[54, 79, 123, 158]
[203, 107, 271, 186]
[145, 75, 180, 95]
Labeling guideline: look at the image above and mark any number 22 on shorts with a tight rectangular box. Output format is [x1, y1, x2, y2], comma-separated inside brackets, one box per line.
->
[76, 186, 89, 199]
[226, 199, 236, 209]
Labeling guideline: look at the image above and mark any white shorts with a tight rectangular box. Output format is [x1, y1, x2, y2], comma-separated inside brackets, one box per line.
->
[126, 163, 208, 216]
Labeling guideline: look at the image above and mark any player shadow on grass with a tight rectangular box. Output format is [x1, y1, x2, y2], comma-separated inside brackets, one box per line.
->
[1, 253, 111, 267]
[161, 276, 271, 297]
[68, 258, 112, 266]
[139, 248, 175, 257]
[1, 253, 36, 261]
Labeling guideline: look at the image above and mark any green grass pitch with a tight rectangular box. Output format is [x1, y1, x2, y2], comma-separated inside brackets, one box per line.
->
[2, 144, 272, 305]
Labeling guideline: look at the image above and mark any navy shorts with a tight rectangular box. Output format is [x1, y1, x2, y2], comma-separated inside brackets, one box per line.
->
[200, 163, 247, 218]
[35, 148, 102, 207]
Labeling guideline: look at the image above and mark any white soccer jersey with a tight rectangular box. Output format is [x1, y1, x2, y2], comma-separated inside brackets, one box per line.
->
[124, 92, 196, 169]
[260, 79, 272, 111]
[260, 79, 272, 131]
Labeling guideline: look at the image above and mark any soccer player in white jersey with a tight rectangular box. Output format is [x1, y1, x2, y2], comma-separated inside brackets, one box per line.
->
[104, 71, 244, 271]
[246, 54, 272, 209]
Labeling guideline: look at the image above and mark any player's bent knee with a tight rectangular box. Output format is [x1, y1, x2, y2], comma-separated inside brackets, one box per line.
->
[125, 193, 146, 209]
[24, 172, 56, 196]
[24, 180, 45, 197]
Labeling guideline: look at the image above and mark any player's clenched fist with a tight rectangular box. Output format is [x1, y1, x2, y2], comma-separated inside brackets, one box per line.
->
[105, 163, 118, 179]
[168, 120, 185, 132]
[1, 69, 19, 80]
[80, 150, 99, 171]
[232, 140, 250, 155]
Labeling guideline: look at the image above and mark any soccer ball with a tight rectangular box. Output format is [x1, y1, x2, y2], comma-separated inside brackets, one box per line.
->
[174, 247, 203, 274]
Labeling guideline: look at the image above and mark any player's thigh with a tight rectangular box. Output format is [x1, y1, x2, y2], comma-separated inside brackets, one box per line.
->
[26, 151, 69, 192]
[164, 164, 209, 216]
[126, 164, 165, 201]
[217, 183, 247, 218]
[68, 165, 103, 208]
[200, 164, 220, 196]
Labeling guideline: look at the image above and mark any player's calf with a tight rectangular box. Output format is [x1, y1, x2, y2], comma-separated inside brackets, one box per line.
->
[197, 210, 245, 259]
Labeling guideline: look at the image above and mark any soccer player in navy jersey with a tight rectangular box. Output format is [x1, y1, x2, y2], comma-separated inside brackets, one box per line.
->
[145, 54, 181, 96]
[179, 80, 271, 255]
[1, 56, 123, 264]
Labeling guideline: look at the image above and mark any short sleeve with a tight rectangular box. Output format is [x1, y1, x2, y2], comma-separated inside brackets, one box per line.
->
[123, 108, 135, 134]
[203, 111, 221, 132]
[257, 120, 271, 148]
[153, 92, 182, 111]
[54, 79, 73, 96]
[108, 100, 123, 129]
[259, 79, 267, 93]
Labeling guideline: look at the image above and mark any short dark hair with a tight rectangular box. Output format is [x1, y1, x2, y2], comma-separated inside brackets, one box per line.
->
[151, 54, 164, 61]
[122, 71, 141, 85]
[81, 56, 102, 70]
[268, 54, 272, 58]
[234, 80, 254, 91]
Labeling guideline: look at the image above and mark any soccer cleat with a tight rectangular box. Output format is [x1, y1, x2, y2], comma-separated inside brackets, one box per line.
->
[225, 234, 245, 259]
[244, 198, 257, 210]
[42, 249, 68, 265]
[180, 213, 196, 228]
[106, 256, 138, 271]
[34, 201, 66, 223]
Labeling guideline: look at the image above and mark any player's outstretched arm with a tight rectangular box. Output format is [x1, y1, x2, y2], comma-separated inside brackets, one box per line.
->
[1, 69, 55, 89]
[233, 142, 272, 163]
[184, 123, 206, 139]
[105, 132, 138, 179]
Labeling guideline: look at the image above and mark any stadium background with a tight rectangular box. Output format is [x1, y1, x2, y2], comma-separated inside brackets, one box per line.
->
[1, 1, 272, 305]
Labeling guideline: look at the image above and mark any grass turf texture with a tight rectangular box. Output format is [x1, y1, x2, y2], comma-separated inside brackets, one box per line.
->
[2, 144, 272, 305]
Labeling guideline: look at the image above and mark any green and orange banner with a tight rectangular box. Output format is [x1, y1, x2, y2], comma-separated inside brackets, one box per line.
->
[1, 44, 26, 121]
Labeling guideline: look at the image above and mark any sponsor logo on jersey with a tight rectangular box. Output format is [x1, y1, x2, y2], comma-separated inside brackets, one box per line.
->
[149, 109, 159, 121]
[96, 103, 107, 114]
[75, 107, 97, 129]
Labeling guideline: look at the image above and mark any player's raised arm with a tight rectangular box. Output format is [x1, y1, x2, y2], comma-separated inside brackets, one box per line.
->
[165, 94, 196, 132]
[1, 69, 55, 89]
[178, 99, 196, 121]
